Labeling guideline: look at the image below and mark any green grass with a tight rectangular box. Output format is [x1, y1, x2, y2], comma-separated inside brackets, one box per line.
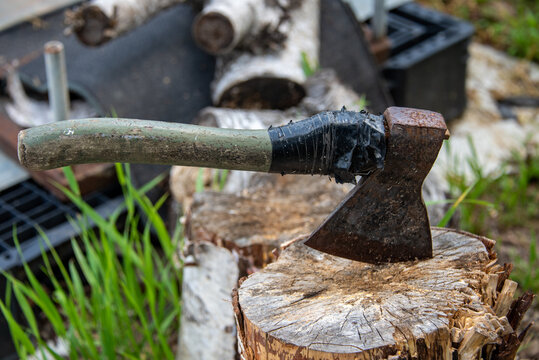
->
[510, 230, 539, 294]
[0, 164, 183, 359]
[300, 51, 319, 78]
[441, 137, 539, 293]
[418, 0, 539, 62]
[195, 168, 229, 193]
[444, 140, 539, 234]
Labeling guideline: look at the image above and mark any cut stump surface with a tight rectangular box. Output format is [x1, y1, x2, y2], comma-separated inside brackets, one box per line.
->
[236, 228, 519, 359]
[187, 174, 349, 269]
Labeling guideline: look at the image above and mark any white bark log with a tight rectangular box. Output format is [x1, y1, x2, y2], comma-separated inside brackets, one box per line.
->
[67, 0, 184, 46]
[192, 0, 258, 54]
[177, 241, 239, 360]
[193, 0, 303, 55]
[212, 0, 320, 109]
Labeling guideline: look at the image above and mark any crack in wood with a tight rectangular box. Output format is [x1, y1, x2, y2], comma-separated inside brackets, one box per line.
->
[308, 342, 365, 352]
[289, 288, 327, 305]
[340, 307, 354, 331]
[267, 321, 296, 334]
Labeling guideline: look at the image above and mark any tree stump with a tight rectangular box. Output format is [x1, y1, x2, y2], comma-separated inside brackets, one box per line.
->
[234, 229, 532, 359]
[187, 174, 350, 273]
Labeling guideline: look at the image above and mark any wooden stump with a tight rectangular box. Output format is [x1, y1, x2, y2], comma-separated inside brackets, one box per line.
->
[185, 170, 448, 273]
[187, 174, 350, 272]
[234, 229, 532, 359]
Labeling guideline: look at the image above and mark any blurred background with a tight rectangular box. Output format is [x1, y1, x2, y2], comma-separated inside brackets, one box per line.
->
[0, 0, 537, 359]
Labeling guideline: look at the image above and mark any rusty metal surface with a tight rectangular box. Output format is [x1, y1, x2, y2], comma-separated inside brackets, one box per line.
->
[304, 107, 448, 264]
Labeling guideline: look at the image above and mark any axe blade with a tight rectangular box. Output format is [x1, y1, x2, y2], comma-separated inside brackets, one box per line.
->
[304, 107, 448, 264]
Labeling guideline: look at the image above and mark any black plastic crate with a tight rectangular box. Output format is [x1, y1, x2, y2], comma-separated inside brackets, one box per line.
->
[386, 10, 427, 55]
[383, 3, 475, 121]
[0, 180, 123, 360]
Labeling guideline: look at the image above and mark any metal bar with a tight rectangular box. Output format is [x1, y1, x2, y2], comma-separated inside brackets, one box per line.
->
[44, 41, 70, 122]
[372, 0, 387, 39]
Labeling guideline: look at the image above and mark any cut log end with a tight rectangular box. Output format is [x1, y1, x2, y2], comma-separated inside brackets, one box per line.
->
[193, 12, 236, 54]
[219, 78, 306, 110]
[236, 228, 524, 359]
[72, 5, 113, 46]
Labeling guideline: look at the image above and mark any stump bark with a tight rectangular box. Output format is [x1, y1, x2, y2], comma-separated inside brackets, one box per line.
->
[234, 229, 532, 360]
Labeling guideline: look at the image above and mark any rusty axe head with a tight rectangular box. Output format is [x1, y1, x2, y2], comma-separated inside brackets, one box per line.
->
[304, 107, 449, 263]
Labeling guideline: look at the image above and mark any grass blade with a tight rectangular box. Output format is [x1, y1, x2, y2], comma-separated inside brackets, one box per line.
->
[437, 181, 476, 227]
[62, 166, 80, 196]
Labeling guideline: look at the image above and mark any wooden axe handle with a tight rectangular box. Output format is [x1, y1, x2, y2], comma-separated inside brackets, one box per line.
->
[18, 118, 272, 171]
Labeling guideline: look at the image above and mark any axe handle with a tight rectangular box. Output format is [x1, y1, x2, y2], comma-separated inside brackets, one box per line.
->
[18, 118, 272, 171]
[17, 110, 386, 183]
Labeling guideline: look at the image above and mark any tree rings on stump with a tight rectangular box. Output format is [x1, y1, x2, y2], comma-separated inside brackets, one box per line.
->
[235, 228, 527, 359]
[187, 174, 349, 272]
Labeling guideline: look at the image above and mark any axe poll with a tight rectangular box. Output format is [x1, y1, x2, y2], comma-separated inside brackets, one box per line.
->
[17, 107, 449, 264]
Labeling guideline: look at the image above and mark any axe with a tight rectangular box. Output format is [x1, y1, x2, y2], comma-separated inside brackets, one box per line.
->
[17, 107, 449, 264]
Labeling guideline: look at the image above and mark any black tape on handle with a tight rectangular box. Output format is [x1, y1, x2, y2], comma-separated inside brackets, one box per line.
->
[268, 108, 386, 184]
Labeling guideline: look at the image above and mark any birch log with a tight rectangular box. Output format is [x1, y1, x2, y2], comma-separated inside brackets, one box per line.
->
[192, 0, 257, 54]
[235, 229, 533, 360]
[193, 0, 300, 55]
[212, 0, 320, 109]
[67, 0, 183, 46]
[178, 241, 239, 360]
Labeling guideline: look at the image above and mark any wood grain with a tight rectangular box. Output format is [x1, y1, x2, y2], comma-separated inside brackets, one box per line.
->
[235, 229, 525, 359]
